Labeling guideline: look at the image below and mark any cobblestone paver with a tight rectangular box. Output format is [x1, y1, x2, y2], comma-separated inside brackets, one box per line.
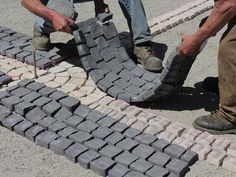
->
[0, 79, 197, 177]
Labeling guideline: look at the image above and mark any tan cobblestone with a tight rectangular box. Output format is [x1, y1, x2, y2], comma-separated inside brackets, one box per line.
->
[207, 149, 227, 167]
[222, 156, 236, 173]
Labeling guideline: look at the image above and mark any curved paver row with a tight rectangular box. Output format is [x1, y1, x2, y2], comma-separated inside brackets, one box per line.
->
[0, 26, 77, 69]
[73, 17, 204, 103]
[0, 79, 198, 177]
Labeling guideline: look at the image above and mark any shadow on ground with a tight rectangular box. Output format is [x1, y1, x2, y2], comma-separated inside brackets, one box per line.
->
[136, 80, 219, 113]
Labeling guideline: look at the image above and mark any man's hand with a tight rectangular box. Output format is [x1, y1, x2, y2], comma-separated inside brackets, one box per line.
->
[51, 12, 74, 33]
[177, 35, 202, 56]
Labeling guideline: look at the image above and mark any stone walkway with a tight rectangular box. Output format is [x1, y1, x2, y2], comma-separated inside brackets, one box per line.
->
[0, 0, 235, 177]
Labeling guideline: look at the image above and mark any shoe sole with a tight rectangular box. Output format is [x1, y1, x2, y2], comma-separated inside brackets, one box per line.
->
[137, 59, 163, 73]
[193, 121, 236, 135]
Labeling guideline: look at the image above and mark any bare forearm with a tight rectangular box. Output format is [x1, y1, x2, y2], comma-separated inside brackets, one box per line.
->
[21, 0, 58, 22]
[194, 0, 236, 43]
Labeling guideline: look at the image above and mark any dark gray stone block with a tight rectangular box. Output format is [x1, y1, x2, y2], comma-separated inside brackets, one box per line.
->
[119, 70, 136, 82]
[49, 90, 67, 101]
[165, 158, 189, 177]
[74, 105, 91, 118]
[164, 144, 186, 159]
[77, 150, 101, 169]
[54, 107, 73, 121]
[36, 59, 53, 69]
[77, 120, 99, 133]
[87, 110, 106, 123]
[122, 60, 136, 71]
[59, 96, 80, 112]
[123, 128, 142, 139]
[107, 86, 124, 98]
[0, 105, 11, 122]
[0, 75, 12, 85]
[95, 36, 108, 50]
[115, 151, 138, 167]
[35, 130, 59, 148]
[50, 137, 73, 155]
[64, 115, 84, 128]
[108, 163, 130, 177]
[33, 96, 51, 108]
[105, 132, 125, 145]
[92, 126, 114, 139]
[114, 79, 131, 90]
[130, 158, 153, 174]
[84, 138, 107, 151]
[98, 62, 112, 75]
[97, 79, 113, 92]
[124, 171, 147, 177]
[148, 152, 171, 167]
[90, 156, 116, 177]
[145, 166, 170, 177]
[5, 47, 22, 59]
[65, 143, 88, 163]
[14, 119, 34, 136]
[108, 36, 121, 48]
[90, 47, 103, 62]
[85, 34, 97, 48]
[48, 121, 67, 132]
[152, 139, 171, 152]
[90, 69, 104, 84]
[14, 101, 36, 116]
[10, 87, 31, 98]
[42, 100, 61, 116]
[100, 145, 123, 159]
[0, 91, 10, 100]
[97, 116, 118, 128]
[180, 150, 198, 166]
[132, 144, 155, 160]
[25, 107, 46, 123]
[142, 72, 157, 82]
[16, 51, 31, 62]
[111, 122, 129, 133]
[102, 22, 118, 40]
[131, 67, 145, 77]
[1, 113, 24, 130]
[6, 85, 19, 92]
[1, 96, 23, 111]
[25, 125, 45, 141]
[26, 82, 45, 92]
[22, 91, 41, 103]
[134, 133, 157, 145]
[69, 131, 93, 143]
[39, 87, 56, 97]
[167, 173, 178, 177]
[125, 86, 143, 95]
[58, 127, 77, 138]
[116, 138, 139, 151]
[101, 47, 115, 62]
[81, 55, 98, 71]
[129, 77, 146, 87]
[73, 29, 86, 45]
[77, 44, 90, 58]
[38, 116, 56, 129]
[17, 79, 34, 88]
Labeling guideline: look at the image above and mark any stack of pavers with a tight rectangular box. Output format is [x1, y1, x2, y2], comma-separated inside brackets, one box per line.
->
[73, 17, 202, 103]
[0, 26, 77, 69]
[0, 70, 12, 87]
[0, 79, 198, 177]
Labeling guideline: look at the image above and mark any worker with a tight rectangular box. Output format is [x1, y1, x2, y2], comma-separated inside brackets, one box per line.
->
[21, 0, 163, 72]
[178, 0, 236, 134]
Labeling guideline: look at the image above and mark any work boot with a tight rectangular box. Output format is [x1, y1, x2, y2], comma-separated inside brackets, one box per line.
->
[33, 24, 50, 51]
[193, 111, 236, 134]
[202, 77, 219, 94]
[133, 42, 163, 73]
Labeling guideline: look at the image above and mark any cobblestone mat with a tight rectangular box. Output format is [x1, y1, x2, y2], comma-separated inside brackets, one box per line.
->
[0, 70, 12, 87]
[0, 79, 198, 177]
[0, 26, 77, 69]
[73, 17, 205, 103]
[149, 0, 214, 36]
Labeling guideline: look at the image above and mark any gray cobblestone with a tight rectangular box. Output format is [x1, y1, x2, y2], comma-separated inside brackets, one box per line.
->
[164, 144, 186, 159]
[130, 158, 153, 174]
[108, 163, 130, 177]
[59, 96, 80, 112]
[105, 132, 125, 145]
[48, 121, 67, 133]
[116, 138, 139, 151]
[69, 131, 93, 143]
[145, 166, 169, 177]
[92, 126, 114, 139]
[54, 107, 73, 121]
[77, 150, 101, 169]
[58, 126, 77, 138]
[65, 143, 88, 163]
[148, 152, 171, 167]
[33, 97, 51, 108]
[35, 130, 59, 148]
[134, 133, 157, 145]
[42, 100, 61, 116]
[77, 120, 99, 133]
[64, 115, 84, 128]
[25, 107, 46, 123]
[100, 145, 123, 159]
[38, 116, 56, 129]
[152, 139, 171, 152]
[132, 144, 155, 160]
[74, 105, 91, 118]
[1, 113, 24, 130]
[22, 92, 41, 103]
[84, 138, 107, 152]
[123, 128, 142, 138]
[25, 125, 45, 141]
[115, 151, 139, 167]
[50, 137, 73, 155]
[1, 96, 23, 110]
[14, 101, 35, 116]
[166, 158, 189, 177]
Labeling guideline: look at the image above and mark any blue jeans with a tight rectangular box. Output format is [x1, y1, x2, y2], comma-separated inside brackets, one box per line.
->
[35, 0, 152, 45]
[118, 0, 152, 45]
